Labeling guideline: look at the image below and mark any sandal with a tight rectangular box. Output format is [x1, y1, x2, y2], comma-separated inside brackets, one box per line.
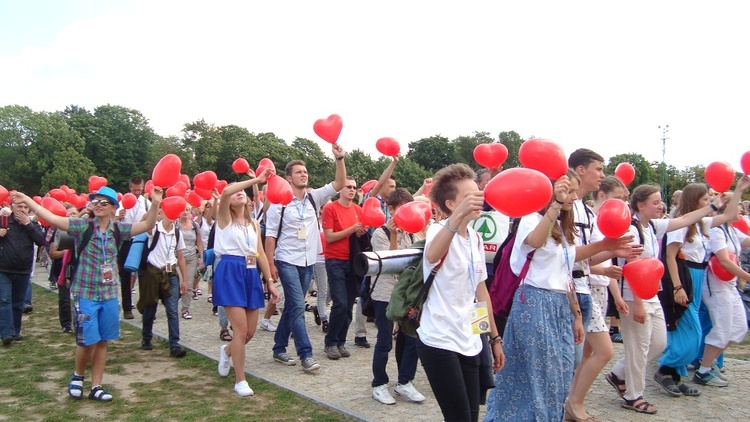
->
[653, 372, 681, 397]
[195, 289, 203, 296]
[220, 328, 233, 342]
[207, 294, 213, 303]
[621, 396, 656, 414]
[68, 374, 84, 399]
[88, 386, 113, 402]
[605, 372, 626, 398]
[182, 311, 192, 320]
[677, 382, 701, 396]
[305, 303, 313, 312]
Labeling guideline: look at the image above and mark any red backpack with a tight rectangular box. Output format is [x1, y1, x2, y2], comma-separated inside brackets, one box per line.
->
[489, 218, 535, 318]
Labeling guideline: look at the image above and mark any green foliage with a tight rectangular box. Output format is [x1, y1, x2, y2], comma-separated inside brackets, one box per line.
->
[498, 130, 525, 169]
[407, 135, 455, 171]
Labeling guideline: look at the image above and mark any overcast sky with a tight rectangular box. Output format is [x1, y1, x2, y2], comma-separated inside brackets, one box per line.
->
[2, 0, 749, 171]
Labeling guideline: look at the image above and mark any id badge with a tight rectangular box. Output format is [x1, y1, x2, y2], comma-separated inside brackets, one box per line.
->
[297, 227, 307, 240]
[470, 301, 491, 335]
[101, 264, 114, 285]
[246, 254, 257, 269]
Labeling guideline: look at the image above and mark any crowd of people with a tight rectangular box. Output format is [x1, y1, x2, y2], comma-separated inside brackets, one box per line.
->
[2, 143, 750, 421]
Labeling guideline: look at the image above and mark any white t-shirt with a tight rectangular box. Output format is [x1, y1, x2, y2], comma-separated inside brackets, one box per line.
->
[147, 221, 186, 268]
[511, 213, 576, 293]
[571, 200, 593, 294]
[469, 210, 510, 264]
[706, 225, 748, 292]
[666, 217, 712, 263]
[418, 222, 486, 356]
[215, 220, 259, 257]
[621, 218, 669, 302]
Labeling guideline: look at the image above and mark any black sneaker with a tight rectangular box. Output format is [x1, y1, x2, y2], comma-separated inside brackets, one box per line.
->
[355, 337, 371, 348]
[322, 320, 329, 333]
[63, 326, 73, 333]
[313, 306, 321, 325]
[22, 305, 33, 314]
[2, 336, 13, 346]
[141, 339, 152, 350]
[170, 346, 186, 358]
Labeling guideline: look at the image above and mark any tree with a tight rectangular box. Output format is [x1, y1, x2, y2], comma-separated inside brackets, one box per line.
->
[392, 156, 432, 194]
[407, 135, 454, 172]
[498, 131, 524, 169]
[453, 131, 494, 169]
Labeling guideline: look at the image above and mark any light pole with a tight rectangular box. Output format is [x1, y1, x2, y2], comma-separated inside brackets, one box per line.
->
[658, 124, 670, 203]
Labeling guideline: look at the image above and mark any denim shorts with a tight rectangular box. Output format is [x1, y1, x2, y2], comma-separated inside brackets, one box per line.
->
[74, 297, 120, 346]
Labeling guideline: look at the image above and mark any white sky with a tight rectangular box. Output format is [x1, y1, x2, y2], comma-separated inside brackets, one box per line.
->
[2, 0, 749, 171]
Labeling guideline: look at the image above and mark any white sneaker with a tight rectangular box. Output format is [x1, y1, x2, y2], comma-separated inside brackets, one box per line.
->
[218, 345, 231, 377]
[260, 319, 277, 332]
[234, 380, 254, 397]
[394, 381, 426, 403]
[372, 384, 396, 405]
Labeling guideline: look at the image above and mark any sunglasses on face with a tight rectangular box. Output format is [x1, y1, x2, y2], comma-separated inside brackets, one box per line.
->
[91, 199, 112, 207]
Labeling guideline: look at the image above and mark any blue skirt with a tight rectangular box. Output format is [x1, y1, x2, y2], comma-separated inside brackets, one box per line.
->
[659, 266, 703, 376]
[484, 285, 574, 422]
[213, 255, 265, 310]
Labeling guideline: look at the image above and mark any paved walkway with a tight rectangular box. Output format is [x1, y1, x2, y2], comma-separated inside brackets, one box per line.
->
[30, 269, 750, 421]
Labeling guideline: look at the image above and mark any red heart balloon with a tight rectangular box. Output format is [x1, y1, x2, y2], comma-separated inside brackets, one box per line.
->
[32, 195, 43, 205]
[60, 185, 71, 195]
[144, 180, 154, 195]
[266, 174, 293, 205]
[614, 163, 636, 186]
[69, 194, 86, 210]
[193, 187, 213, 200]
[732, 217, 749, 235]
[623, 258, 664, 300]
[313, 114, 343, 144]
[68, 188, 76, 195]
[257, 158, 276, 176]
[186, 191, 203, 208]
[484, 168, 553, 218]
[152, 154, 182, 188]
[597, 199, 632, 238]
[361, 197, 386, 227]
[0, 185, 10, 203]
[376, 137, 400, 157]
[166, 181, 188, 198]
[519, 138, 568, 180]
[393, 201, 430, 234]
[178, 173, 191, 190]
[193, 171, 218, 191]
[48, 189, 67, 202]
[361, 180, 378, 195]
[414, 201, 432, 222]
[121, 193, 137, 210]
[708, 254, 735, 281]
[473, 143, 509, 169]
[741, 151, 750, 175]
[232, 158, 250, 174]
[41, 197, 67, 218]
[87, 176, 108, 193]
[215, 180, 228, 194]
[161, 196, 187, 220]
[704, 161, 734, 193]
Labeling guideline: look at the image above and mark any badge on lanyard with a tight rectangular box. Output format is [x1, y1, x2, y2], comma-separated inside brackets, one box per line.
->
[297, 227, 307, 240]
[101, 263, 114, 285]
[470, 301, 491, 335]
[246, 254, 257, 269]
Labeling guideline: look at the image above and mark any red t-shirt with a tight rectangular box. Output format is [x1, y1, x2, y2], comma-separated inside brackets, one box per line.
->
[321, 200, 362, 260]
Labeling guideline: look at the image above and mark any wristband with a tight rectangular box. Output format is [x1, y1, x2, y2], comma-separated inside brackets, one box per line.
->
[336, 156, 344, 161]
[554, 198, 565, 205]
[709, 203, 718, 211]
[673, 285, 683, 292]
[489, 335, 503, 345]
[444, 219, 459, 233]
[266, 278, 275, 285]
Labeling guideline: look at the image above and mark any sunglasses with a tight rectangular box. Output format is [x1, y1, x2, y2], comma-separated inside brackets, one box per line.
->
[91, 199, 112, 207]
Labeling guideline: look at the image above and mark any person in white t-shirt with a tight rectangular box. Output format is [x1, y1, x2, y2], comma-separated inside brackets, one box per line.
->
[417, 164, 504, 422]
[607, 177, 749, 415]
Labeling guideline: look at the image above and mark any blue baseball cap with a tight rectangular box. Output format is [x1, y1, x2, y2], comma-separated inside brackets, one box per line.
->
[89, 186, 119, 208]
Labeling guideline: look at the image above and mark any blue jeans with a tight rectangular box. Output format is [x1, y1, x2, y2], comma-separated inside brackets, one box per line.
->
[574, 292, 593, 368]
[0, 272, 31, 339]
[141, 273, 180, 349]
[24, 283, 32, 307]
[372, 300, 418, 386]
[273, 260, 313, 359]
[325, 259, 358, 347]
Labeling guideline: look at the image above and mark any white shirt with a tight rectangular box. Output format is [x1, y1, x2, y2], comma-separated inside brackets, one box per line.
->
[621, 218, 669, 302]
[469, 210, 510, 264]
[195, 216, 211, 246]
[512, 213, 576, 293]
[666, 217, 712, 263]
[215, 220, 259, 257]
[418, 222, 486, 356]
[119, 195, 151, 224]
[265, 183, 337, 266]
[147, 221, 185, 268]
[707, 224, 748, 291]
[572, 199, 593, 294]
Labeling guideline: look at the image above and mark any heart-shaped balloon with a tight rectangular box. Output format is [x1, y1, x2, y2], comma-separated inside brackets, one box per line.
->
[376, 137, 400, 157]
[194, 171, 218, 191]
[193, 187, 213, 200]
[161, 196, 187, 220]
[393, 201, 430, 234]
[473, 143, 509, 169]
[69, 194, 87, 210]
[32, 195, 43, 205]
[48, 188, 67, 202]
[232, 158, 250, 174]
[215, 180, 228, 194]
[623, 258, 664, 300]
[38, 197, 68, 227]
[144, 180, 154, 195]
[257, 158, 276, 177]
[708, 254, 735, 281]
[614, 163, 636, 186]
[152, 154, 182, 188]
[597, 199, 631, 238]
[186, 191, 203, 208]
[166, 181, 188, 198]
[518, 138, 568, 180]
[361, 180, 378, 195]
[484, 168, 553, 218]
[88, 176, 108, 193]
[59, 185, 71, 195]
[313, 114, 343, 144]
[266, 174, 293, 205]
[732, 217, 749, 235]
[414, 201, 433, 222]
[121, 193, 137, 210]
[179, 173, 191, 190]
[361, 197, 386, 227]
[66, 192, 79, 205]
[741, 151, 750, 175]
[704, 161, 734, 193]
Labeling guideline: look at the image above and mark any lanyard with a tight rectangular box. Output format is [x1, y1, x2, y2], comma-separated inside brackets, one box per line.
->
[635, 215, 657, 258]
[98, 226, 108, 263]
[294, 195, 308, 221]
[455, 225, 477, 296]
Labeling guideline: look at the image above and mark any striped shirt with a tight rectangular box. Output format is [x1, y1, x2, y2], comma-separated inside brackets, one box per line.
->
[68, 218, 133, 301]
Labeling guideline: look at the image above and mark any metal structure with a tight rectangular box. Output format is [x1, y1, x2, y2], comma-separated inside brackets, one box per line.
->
[658, 124, 670, 203]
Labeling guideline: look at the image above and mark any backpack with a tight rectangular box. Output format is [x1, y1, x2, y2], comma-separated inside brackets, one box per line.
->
[64, 221, 121, 283]
[359, 226, 412, 318]
[489, 218, 535, 318]
[138, 227, 181, 271]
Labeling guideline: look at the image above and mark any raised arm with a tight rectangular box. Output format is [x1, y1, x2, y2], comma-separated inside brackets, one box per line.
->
[217, 168, 272, 230]
[131, 187, 163, 236]
[330, 143, 347, 192]
[11, 192, 69, 232]
[368, 156, 397, 198]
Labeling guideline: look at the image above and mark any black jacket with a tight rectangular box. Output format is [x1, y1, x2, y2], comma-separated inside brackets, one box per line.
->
[0, 217, 45, 274]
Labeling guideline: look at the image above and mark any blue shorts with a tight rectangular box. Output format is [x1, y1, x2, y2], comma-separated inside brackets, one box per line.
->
[74, 297, 120, 346]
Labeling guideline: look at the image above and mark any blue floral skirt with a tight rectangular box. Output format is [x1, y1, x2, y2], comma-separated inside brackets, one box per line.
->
[484, 285, 574, 422]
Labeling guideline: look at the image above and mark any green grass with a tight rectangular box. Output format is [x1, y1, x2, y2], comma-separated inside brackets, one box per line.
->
[0, 285, 349, 422]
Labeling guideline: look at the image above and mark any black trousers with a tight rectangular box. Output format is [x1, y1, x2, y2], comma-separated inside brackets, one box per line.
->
[118, 240, 133, 311]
